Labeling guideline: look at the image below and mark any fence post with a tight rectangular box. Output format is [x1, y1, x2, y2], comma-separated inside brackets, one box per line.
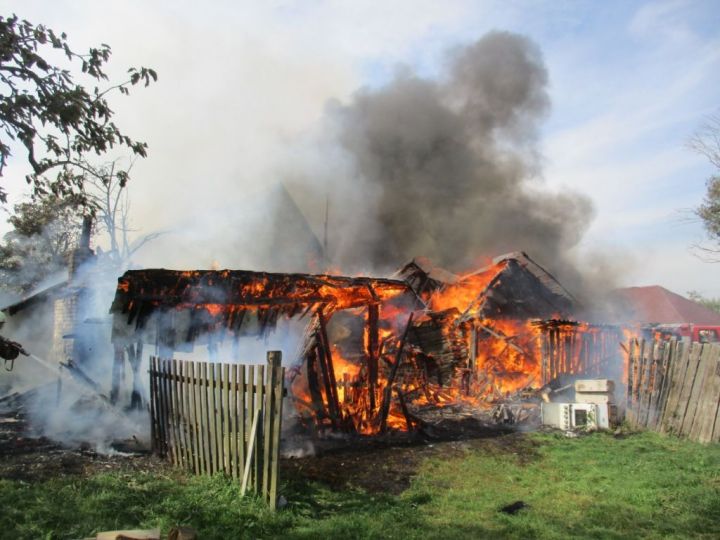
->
[269, 353, 284, 510]
[263, 351, 282, 506]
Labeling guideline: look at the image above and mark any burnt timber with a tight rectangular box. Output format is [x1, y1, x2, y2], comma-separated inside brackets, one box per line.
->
[110, 269, 412, 339]
[108, 253, 593, 435]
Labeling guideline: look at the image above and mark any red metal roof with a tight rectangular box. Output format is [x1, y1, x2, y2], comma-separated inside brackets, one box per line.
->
[612, 286, 720, 325]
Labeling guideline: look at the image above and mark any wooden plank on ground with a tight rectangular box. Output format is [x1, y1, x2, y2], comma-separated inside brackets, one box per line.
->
[680, 344, 713, 436]
[241, 407, 260, 496]
[689, 344, 720, 443]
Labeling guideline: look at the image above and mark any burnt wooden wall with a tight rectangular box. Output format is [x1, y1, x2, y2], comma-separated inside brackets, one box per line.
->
[538, 322, 624, 385]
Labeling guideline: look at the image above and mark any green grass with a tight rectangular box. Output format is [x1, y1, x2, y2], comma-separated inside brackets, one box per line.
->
[2, 431, 719, 539]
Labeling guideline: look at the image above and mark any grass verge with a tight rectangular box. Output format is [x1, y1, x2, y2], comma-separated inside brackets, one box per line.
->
[1, 430, 719, 539]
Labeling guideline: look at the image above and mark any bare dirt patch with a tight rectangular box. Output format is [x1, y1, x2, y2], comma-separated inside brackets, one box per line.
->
[0, 406, 169, 483]
[281, 429, 540, 495]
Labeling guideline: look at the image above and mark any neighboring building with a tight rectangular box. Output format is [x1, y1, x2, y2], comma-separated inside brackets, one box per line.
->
[0, 219, 116, 387]
[611, 286, 720, 326]
[611, 285, 720, 343]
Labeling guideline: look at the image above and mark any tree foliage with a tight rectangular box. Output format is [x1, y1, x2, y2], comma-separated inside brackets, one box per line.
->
[0, 14, 156, 203]
[689, 113, 720, 252]
[0, 193, 84, 293]
[687, 290, 720, 314]
[0, 159, 163, 294]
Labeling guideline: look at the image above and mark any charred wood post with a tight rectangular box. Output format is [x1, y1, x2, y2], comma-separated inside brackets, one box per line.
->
[469, 322, 477, 370]
[540, 333, 549, 385]
[366, 303, 379, 411]
[306, 344, 326, 418]
[316, 308, 341, 426]
[126, 341, 144, 410]
[395, 387, 414, 431]
[378, 312, 414, 433]
[564, 331, 572, 374]
[110, 344, 125, 404]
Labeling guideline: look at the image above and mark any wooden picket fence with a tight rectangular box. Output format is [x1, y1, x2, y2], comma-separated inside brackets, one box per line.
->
[626, 339, 720, 443]
[149, 351, 285, 508]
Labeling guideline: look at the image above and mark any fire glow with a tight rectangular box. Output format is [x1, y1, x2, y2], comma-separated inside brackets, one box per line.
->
[110, 253, 624, 437]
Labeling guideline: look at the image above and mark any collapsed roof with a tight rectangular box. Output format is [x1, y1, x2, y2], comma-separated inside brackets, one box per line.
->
[109, 252, 576, 344]
[399, 251, 575, 320]
[109, 268, 411, 344]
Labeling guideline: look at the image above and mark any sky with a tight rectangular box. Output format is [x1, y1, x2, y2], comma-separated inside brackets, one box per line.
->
[1, 0, 719, 296]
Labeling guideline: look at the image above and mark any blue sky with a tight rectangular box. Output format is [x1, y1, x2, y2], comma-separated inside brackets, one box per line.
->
[1, 0, 719, 295]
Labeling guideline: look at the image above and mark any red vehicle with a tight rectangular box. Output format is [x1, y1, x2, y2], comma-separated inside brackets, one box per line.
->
[649, 324, 720, 344]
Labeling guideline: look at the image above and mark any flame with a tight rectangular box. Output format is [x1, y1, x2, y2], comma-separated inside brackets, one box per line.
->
[121, 265, 626, 436]
[428, 264, 504, 313]
[286, 260, 550, 435]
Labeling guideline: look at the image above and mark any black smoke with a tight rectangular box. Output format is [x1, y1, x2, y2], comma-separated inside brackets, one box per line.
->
[323, 31, 593, 281]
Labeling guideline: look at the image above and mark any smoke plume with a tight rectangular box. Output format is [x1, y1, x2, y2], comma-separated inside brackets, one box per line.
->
[310, 31, 593, 281]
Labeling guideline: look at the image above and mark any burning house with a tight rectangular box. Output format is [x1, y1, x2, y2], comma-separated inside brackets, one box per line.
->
[109, 251, 625, 437]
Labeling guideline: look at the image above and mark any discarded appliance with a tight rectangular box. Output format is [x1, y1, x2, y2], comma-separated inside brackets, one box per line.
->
[541, 379, 616, 430]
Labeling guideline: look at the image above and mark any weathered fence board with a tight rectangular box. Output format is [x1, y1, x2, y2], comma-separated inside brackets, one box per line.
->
[680, 345, 712, 436]
[149, 352, 285, 508]
[660, 341, 690, 434]
[627, 340, 720, 443]
[689, 345, 720, 443]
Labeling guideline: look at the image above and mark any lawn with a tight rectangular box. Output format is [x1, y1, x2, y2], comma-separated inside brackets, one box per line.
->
[2, 430, 719, 539]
